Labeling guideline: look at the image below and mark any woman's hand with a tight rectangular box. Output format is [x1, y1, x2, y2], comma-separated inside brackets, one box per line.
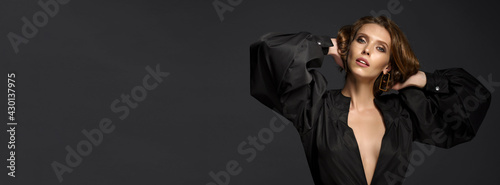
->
[328, 38, 343, 69]
[391, 71, 427, 90]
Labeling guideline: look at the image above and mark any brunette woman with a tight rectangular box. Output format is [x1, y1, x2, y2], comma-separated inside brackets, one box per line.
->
[249, 16, 491, 185]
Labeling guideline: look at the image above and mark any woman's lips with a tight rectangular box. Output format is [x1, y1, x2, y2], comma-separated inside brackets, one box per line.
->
[356, 57, 369, 67]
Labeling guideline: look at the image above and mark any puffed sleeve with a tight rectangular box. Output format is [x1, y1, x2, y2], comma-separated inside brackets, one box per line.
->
[250, 32, 333, 134]
[399, 68, 492, 148]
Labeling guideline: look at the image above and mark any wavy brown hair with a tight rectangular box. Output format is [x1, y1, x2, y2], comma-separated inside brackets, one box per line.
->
[336, 16, 420, 96]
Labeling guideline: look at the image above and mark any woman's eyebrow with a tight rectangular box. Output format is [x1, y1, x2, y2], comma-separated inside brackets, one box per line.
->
[357, 32, 389, 48]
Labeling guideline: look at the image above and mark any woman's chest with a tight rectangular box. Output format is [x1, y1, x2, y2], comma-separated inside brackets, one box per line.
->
[347, 109, 386, 157]
[347, 109, 386, 183]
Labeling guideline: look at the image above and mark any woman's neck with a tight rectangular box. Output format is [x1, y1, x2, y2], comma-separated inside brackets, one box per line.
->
[341, 74, 377, 111]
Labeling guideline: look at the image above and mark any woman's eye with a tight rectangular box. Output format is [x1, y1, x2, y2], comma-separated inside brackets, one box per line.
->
[377, 47, 386, 52]
[357, 37, 366, 43]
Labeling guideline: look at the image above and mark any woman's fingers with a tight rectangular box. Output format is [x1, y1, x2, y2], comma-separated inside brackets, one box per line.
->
[391, 83, 403, 90]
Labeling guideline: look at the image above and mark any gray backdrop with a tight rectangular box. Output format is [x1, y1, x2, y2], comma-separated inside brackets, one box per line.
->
[1, 0, 499, 184]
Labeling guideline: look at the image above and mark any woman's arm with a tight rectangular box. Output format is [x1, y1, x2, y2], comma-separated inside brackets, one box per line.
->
[328, 38, 343, 69]
[397, 68, 492, 148]
[392, 71, 426, 90]
[250, 32, 335, 134]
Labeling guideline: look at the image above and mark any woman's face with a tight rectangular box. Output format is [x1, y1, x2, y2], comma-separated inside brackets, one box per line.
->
[347, 23, 392, 80]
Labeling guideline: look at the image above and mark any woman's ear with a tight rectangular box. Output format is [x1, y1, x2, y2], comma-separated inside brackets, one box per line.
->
[384, 64, 392, 74]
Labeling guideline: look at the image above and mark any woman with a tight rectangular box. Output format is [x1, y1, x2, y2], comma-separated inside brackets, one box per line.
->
[249, 16, 491, 185]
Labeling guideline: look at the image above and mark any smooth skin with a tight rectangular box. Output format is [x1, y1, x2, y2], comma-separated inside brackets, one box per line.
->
[327, 23, 426, 184]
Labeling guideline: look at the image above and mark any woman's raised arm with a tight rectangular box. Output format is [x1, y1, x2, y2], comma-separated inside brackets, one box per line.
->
[398, 68, 492, 148]
[250, 32, 334, 134]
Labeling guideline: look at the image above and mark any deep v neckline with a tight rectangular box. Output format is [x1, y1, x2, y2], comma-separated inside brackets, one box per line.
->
[347, 110, 388, 185]
[339, 91, 390, 185]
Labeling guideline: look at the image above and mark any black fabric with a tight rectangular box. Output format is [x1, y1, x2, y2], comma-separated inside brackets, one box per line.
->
[249, 32, 492, 185]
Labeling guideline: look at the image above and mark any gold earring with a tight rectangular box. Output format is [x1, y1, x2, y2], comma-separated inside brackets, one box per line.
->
[379, 72, 390, 91]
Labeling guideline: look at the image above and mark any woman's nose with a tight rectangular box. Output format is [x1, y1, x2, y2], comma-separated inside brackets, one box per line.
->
[361, 47, 370, 56]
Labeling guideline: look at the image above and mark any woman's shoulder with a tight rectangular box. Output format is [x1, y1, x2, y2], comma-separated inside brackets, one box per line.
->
[323, 89, 350, 110]
[374, 91, 407, 111]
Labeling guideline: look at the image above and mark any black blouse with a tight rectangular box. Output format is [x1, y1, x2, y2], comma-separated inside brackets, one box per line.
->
[249, 32, 492, 185]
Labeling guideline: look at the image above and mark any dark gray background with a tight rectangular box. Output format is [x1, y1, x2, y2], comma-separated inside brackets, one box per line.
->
[1, 0, 499, 184]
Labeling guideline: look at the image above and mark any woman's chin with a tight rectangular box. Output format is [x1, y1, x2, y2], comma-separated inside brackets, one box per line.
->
[349, 69, 379, 81]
